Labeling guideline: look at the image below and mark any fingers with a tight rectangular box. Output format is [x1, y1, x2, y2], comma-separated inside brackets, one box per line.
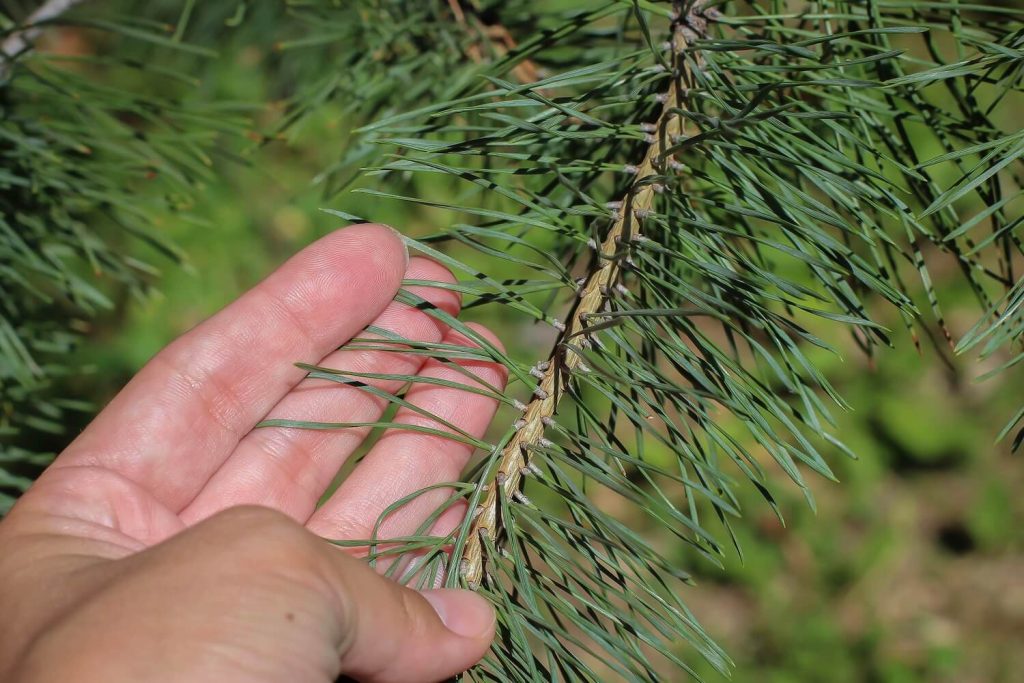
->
[308, 324, 507, 541]
[327, 543, 496, 682]
[8, 506, 493, 683]
[180, 257, 461, 524]
[53, 224, 408, 513]
[195, 508, 495, 683]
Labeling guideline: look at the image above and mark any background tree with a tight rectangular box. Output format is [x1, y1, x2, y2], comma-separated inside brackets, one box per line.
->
[2, 1, 1023, 681]
[0, 0, 255, 508]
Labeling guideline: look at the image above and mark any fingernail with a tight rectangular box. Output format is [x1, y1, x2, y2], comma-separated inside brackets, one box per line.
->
[421, 589, 496, 639]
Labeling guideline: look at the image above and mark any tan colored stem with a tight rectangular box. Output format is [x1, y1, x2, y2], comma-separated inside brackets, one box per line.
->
[461, 18, 700, 589]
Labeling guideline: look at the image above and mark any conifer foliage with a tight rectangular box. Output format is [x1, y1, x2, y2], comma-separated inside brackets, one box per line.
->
[310, 1, 1023, 679]
[0, 0, 253, 510]
[3, 1, 1024, 680]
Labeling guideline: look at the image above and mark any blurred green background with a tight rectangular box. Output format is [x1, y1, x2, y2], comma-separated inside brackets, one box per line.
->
[16, 7, 1024, 683]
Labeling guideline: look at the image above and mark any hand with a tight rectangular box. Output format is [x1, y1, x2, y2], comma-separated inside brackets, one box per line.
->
[0, 225, 504, 683]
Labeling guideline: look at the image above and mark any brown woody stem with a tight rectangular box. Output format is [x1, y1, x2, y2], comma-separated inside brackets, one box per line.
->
[461, 10, 705, 589]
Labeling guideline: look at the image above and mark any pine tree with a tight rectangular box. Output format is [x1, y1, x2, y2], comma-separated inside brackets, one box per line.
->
[3, 1, 1023, 680]
[0, 0, 261, 510]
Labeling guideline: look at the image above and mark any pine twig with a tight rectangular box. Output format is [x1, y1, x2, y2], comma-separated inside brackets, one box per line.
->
[461, 5, 710, 589]
[0, 0, 88, 80]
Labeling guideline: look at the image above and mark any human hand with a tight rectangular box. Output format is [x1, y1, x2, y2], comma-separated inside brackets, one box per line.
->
[0, 225, 504, 683]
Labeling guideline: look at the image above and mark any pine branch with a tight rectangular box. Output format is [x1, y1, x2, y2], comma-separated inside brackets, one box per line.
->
[338, 3, 1021, 676]
[461, 2, 710, 589]
[267, 1, 1021, 678]
[0, 2, 248, 506]
[0, 0, 88, 79]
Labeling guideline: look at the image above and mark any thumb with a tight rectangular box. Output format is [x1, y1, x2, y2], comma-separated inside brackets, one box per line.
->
[325, 550, 495, 682]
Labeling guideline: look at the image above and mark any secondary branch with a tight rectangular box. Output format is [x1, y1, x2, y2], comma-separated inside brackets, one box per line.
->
[461, 5, 710, 589]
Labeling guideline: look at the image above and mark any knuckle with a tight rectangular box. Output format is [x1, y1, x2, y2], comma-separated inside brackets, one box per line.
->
[209, 506, 316, 561]
[212, 504, 293, 530]
[399, 588, 429, 634]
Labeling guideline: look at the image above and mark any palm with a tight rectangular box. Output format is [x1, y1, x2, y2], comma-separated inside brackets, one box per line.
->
[17, 226, 504, 560]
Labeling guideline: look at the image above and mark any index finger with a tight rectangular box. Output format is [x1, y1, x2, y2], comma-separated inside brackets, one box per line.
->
[53, 224, 408, 512]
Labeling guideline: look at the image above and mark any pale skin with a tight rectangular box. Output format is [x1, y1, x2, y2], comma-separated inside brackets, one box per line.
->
[0, 224, 504, 683]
